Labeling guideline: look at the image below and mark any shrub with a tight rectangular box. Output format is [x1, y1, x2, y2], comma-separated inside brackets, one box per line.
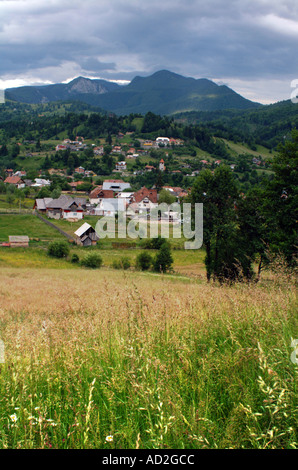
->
[47, 241, 70, 258]
[136, 252, 153, 271]
[121, 257, 131, 270]
[112, 257, 131, 270]
[81, 253, 103, 269]
[71, 253, 80, 264]
[141, 236, 166, 250]
[153, 240, 173, 273]
[112, 260, 122, 270]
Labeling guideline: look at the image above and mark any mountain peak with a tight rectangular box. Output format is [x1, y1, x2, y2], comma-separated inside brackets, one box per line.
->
[5, 69, 262, 114]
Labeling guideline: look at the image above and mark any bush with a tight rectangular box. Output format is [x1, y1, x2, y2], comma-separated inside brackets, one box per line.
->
[153, 240, 174, 273]
[121, 257, 131, 270]
[112, 260, 122, 269]
[141, 236, 166, 250]
[47, 241, 70, 258]
[81, 253, 103, 269]
[112, 257, 131, 270]
[135, 252, 153, 271]
[71, 253, 80, 264]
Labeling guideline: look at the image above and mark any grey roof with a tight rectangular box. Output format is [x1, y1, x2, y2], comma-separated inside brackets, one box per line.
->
[9, 236, 29, 242]
[97, 198, 125, 212]
[35, 198, 53, 210]
[47, 195, 86, 210]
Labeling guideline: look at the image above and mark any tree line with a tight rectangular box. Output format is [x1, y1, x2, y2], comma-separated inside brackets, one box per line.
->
[189, 129, 298, 282]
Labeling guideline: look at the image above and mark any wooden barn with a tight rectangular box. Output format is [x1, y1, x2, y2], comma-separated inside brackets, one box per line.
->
[74, 223, 99, 247]
[9, 236, 29, 247]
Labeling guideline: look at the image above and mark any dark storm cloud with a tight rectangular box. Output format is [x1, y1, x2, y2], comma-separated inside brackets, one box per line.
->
[0, 0, 297, 102]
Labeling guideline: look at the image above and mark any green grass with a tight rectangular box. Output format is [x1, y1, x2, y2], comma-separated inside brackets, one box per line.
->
[223, 139, 276, 160]
[0, 214, 66, 243]
[0, 267, 296, 449]
[0, 195, 35, 210]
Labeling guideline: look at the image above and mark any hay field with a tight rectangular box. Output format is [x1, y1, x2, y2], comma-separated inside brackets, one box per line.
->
[0, 267, 296, 449]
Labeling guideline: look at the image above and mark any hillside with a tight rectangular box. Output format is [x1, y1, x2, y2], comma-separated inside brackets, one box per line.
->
[175, 99, 298, 149]
[5, 77, 119, 105]
[5, 70, 261, 115]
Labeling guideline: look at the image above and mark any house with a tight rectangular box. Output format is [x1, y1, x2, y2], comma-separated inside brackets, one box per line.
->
[89, 188, 114, 205]
[41, 195, 86, 220]
[4, 176, 25, 189]
[94, 146, 104, 155]
[34, 197, 53, 213]
[115, 161, 127, 171]
[128, 187, 158, 214]
[95, 198, 125, 216]
[69, 181, 85, 192]
[156, 137, 170, 146]
[74, 223, 99, 246]
[116, 192, 134, 202]
[5, 169, 14, 177]
[75, 166, 85, 174]
[32, 178, 51, 187]
[8, 236, 29, 248]
[142, 140, 154, 148]
[145, 165, 155, 172]
[102, 179, 131, 192]
[13, 170, 27, 178]
[56, 144, 67, 151]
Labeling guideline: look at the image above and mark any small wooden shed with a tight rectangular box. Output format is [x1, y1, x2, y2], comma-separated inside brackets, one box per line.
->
[74, 223, 99, 247]
[9, 236, 29, 247]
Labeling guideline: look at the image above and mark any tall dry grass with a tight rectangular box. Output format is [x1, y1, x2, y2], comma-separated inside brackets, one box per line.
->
[0, 267, 296, 449]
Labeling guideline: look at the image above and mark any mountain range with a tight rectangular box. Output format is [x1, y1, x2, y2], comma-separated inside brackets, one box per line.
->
[5, 70, 262, 116]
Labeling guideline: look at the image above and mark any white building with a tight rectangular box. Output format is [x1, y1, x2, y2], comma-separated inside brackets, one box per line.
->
[102, 179, 131, 192]
[95, 198, 126, 216]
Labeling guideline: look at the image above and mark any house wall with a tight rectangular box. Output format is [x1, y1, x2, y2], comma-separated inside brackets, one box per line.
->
[63, 211, 83, 220]
[47, 209, 62, 219]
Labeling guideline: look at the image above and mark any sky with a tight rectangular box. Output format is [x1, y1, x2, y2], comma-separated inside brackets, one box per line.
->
[0, 0, 298, 104]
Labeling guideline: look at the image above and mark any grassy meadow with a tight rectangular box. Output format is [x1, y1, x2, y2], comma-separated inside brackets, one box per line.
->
[0, 264, 297, 449]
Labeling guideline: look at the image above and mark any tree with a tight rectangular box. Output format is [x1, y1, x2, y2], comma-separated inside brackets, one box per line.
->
[38, 187, 51, 198]
[47, 241, 70, 258]
[155, 171, 164, 193]
[136, 251, 153, 271]
[259, 129, 298, 266]
[6, 192, 15, 207]
[81, 253, 103, 269]
[51, 186, 62, 199]
[158, 189, 176, 205]
[190, 165, 247, 282]
[153, 240, 173, 273]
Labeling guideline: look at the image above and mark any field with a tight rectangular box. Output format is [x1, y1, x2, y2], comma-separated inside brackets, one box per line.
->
[0, 263, 297, 449]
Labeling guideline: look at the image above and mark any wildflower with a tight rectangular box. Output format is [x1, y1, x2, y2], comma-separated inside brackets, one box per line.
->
[106, 435, 113, 442]
[10, 414, 18, 422]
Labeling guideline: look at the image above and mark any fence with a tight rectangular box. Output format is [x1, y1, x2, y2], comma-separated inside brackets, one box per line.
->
[0, 208, 34, 214]
[35, 213, 73, 240]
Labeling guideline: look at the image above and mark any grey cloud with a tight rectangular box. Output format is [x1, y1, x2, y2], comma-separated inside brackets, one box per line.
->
[0, 0, 297, 102]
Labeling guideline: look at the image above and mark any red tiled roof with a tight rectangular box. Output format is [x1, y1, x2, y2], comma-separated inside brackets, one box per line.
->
[4, 176, 22, 184]
[133, 187, 158, 204]
[89, 187, 113, 199]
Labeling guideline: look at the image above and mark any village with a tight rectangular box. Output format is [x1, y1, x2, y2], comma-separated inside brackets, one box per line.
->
[0, 128, 271, 250]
